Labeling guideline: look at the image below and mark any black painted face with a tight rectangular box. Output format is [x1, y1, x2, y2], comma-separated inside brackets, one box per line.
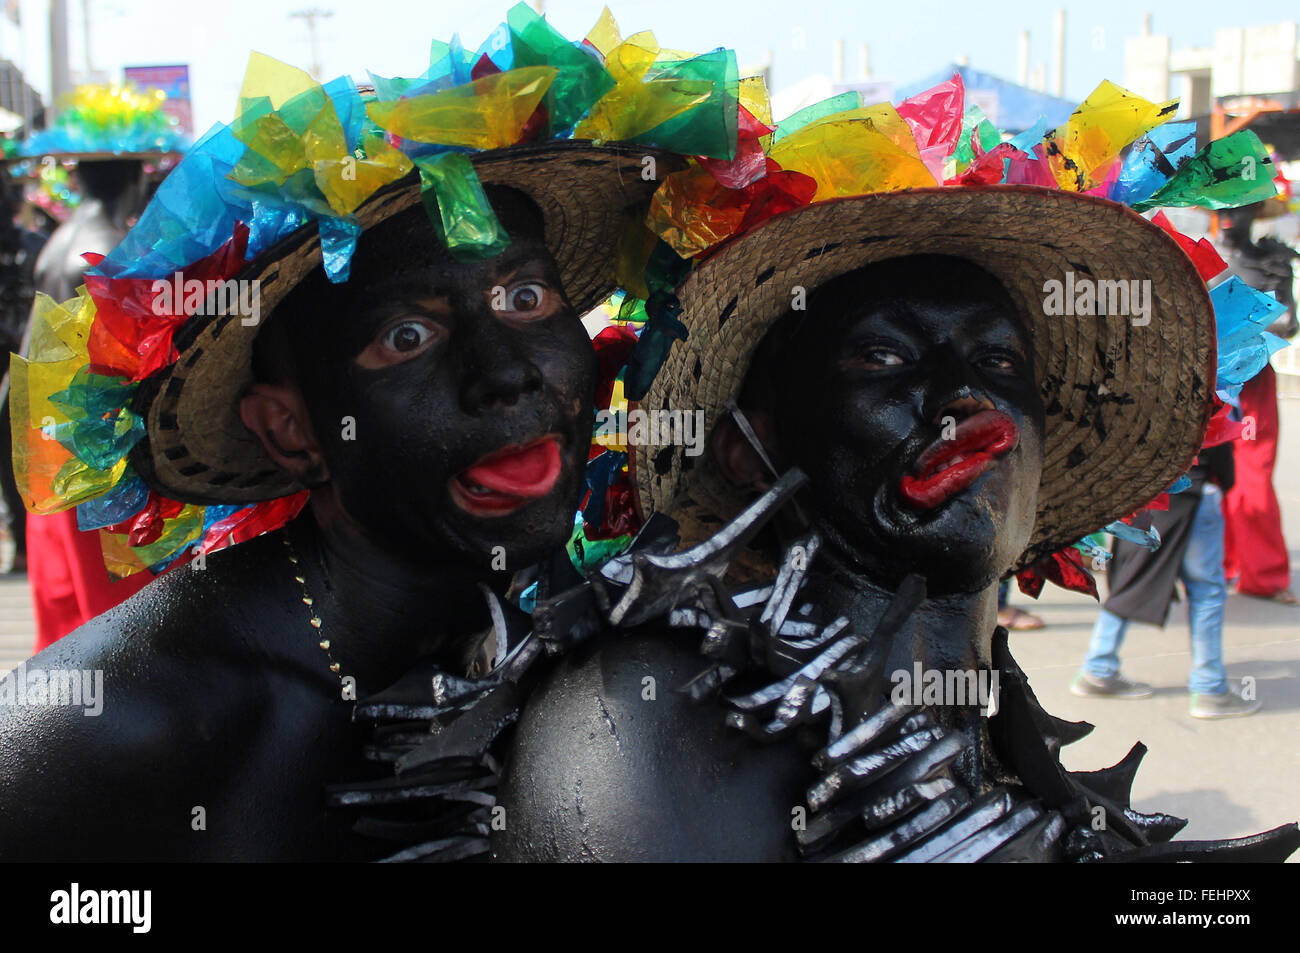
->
[759, 255, 1045, 593]
[279, 196, 596, 568]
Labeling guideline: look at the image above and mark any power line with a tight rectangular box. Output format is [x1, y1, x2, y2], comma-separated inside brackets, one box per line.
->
[289, 7, 333, 81]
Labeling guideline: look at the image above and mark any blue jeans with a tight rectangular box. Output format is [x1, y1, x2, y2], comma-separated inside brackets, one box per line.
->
[1083, 486, 1229, 695]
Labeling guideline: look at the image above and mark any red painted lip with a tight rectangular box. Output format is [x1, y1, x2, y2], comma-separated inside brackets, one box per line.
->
[898, 410, 1019, 511]
[449, 434, 564, 517]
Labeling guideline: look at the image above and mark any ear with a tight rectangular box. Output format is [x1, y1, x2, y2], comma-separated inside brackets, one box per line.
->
[710, 409, 778, 494]
[238, 382, 330, 487]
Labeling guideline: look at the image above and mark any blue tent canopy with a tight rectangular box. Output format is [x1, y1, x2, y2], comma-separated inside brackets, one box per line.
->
[897, 65, 1076, 134]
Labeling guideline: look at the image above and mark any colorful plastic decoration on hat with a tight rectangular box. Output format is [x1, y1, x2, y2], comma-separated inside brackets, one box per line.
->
[20, 83, 189, 158]
[23, 159, 81, 222]
[587, 73, 1292, 592]
[11, 4, 755, 580]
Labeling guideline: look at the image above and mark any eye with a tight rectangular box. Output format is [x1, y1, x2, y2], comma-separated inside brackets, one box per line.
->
[385, 321, 435, 352]
[355, 316, 444, 369]
[975, 350, 1021, 372]
[859, 347, 907, 369]
[838, 342, 910, 372]
[509, 283, 544, 312]
[497, 280, 551, 317]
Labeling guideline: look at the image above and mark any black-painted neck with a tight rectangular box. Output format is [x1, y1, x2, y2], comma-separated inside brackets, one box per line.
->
[285, 496, 504, 691]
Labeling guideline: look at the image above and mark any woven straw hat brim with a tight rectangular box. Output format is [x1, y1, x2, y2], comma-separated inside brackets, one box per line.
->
[131, 140, 675, 504]
[632, 185, 1217, 572]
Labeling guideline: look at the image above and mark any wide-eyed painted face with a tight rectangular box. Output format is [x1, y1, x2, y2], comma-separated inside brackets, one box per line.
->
[754, 255, 1045, 593]
[266, 194, 597, 568]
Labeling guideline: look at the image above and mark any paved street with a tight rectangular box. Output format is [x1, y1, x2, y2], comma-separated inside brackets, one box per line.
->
[0, 392, 1297, 857]
[1007, 392, 1300, 855]
[0, 572, 32, 675]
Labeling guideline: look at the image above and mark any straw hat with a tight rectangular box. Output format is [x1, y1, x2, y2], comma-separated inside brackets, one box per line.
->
[631, 185, 1217, 571]
[131, 140, 675, 504]
[13, 10, 763, 577]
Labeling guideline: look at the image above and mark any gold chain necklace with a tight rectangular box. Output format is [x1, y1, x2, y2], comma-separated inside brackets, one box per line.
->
[283, 534, 348, 687]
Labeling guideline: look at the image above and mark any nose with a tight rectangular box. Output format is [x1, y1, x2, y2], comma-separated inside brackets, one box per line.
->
[932, 390, 995, 425]
[922, 348, 995, 425]
[457, 311, 545, 415]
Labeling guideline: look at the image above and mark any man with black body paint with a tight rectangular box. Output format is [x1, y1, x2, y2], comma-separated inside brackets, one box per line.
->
[493, 255, 1300, 862]
[496, 258, 1037, 859]
[0, 193, 597, 861]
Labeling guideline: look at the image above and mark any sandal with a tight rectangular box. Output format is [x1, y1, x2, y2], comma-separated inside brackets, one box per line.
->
[1240, 588, 1298, 605]
[998, 607, 1046, 630]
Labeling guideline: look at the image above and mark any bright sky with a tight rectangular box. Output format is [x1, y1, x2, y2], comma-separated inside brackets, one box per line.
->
[6, 0, 1300, 133]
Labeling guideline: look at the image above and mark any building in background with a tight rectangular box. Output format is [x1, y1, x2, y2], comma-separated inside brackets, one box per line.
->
[0, 59, 41, 133]
[1125, 19, 1299, 250]
[1126, 19, 1300, 391]
[0, 0, 40, 135]
[1124, 18, 1299, 119]
[1123, 17, 1299, 204]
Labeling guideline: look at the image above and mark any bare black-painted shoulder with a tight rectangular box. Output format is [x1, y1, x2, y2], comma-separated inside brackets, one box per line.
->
[0, 529, 379, 861]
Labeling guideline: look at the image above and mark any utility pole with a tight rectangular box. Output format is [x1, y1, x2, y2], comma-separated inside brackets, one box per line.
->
[81, 0, 93, 78]
[289, 8, 333, 81]
[50, 0, 71, 109]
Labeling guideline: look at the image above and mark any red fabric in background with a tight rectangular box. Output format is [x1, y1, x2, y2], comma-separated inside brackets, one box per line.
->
[1223, 365, 1292, 595]
[27, 510, 152, 652]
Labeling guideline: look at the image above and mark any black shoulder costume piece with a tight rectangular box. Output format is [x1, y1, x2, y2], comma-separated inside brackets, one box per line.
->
[328, 471, 1300, 863]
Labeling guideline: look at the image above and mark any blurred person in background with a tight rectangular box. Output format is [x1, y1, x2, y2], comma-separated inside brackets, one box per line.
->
[997, 578, 1044, 630]
[1072, 443, 1256, 718]
[1218, 200, 1297, 605]
[0, 174, 46, 573]
[24, 157, 153, 650]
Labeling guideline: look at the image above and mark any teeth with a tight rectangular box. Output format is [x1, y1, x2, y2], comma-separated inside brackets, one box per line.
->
[465, 481, 493, 496]
[922, 451, 974, 480]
